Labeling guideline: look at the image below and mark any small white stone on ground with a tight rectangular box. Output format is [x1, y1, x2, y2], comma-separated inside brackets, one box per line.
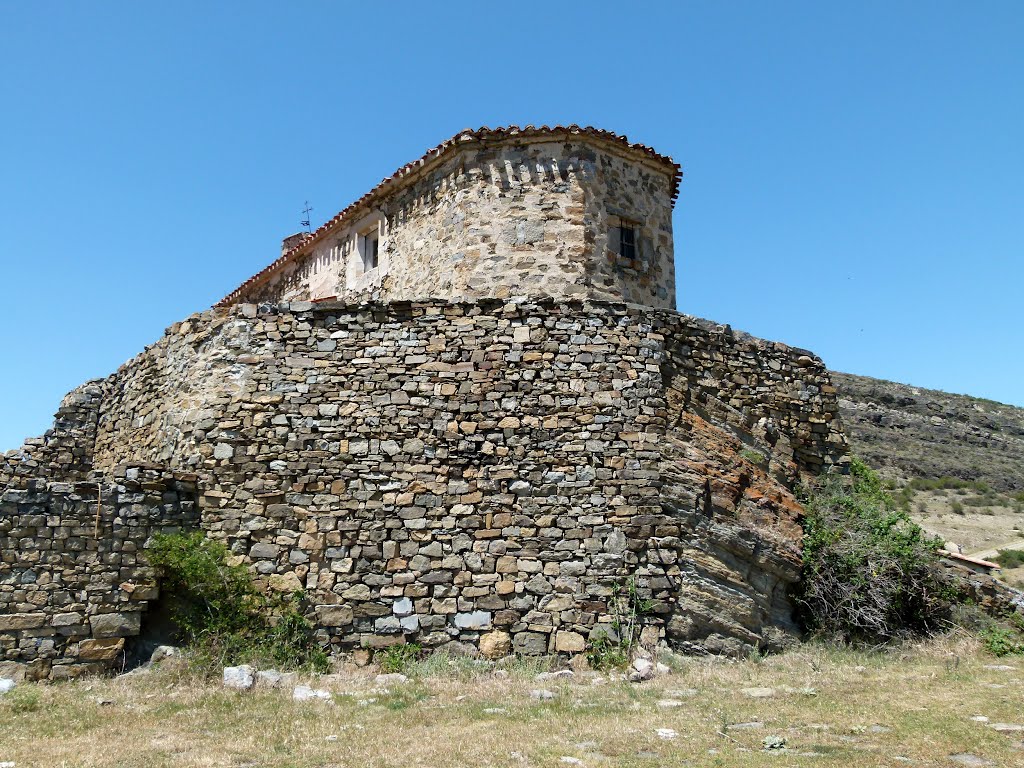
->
[656, 699, 684, 708]
[530, 689, 556, 700]
[222, 665, 255, 690]
[256, 669, 298, 688]
[628, 658, 655, 683]
[740, 687, 775, 698]
[256, 669, 283, 687]
[989, 723, 1024, 732]
[292, 685, 332, 702]
[665, 688, 697, 697]
[970, 715, 989, 722]
[762, 735, 787, 750]
[0, 678, 16, 695]
[656, 728, 678, 740]
[536, 670, 574, 681]
[149, 646, 180, 664]
[949, 754, 993, 767]
[374, 673, 409, 686]
[559, 758, 585, 766]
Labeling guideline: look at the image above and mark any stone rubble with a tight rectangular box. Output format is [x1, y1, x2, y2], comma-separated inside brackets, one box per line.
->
[222, 665, 255, 690]
[292, 685, 333, 702]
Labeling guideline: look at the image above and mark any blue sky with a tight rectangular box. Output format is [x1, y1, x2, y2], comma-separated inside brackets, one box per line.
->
[1, 1, 1022, 450]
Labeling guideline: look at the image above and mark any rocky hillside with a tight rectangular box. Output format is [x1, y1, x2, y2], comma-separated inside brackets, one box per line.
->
[832, 372, 1024, 492]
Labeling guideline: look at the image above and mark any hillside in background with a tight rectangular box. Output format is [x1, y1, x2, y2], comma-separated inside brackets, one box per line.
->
[833, 371, 1024, 492]
[833, 371, 1024, 583]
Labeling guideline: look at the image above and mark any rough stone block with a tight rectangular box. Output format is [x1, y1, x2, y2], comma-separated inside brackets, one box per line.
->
[0, 613, 45, 631]
[454, 611, 491, 630]
[555, 631, 586, 653]
[316, 605, 354, 626]
[479, 630, 511, 660]
[89, 612, 141, 639]
[223, 664, 255, 690]
[78, 638, 125, 662]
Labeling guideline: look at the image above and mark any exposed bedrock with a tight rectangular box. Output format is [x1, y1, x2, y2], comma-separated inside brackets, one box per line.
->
[1, 298, 847, 678]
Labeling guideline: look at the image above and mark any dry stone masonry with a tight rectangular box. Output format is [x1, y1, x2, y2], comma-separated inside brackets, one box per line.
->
[2, 127, 849, 680]
[220, 126, 680, 309]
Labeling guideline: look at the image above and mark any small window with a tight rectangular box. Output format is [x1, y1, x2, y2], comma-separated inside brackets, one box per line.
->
[608, 215, 641, 261]
[619, 225, 636, 261]
[360, 229, 379, 272]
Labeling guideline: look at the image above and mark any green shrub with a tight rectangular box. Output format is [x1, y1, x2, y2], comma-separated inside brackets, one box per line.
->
[963, 493, 999, 508]
[907, 477, 989, 493]
[740, 448, 766, 465]
[893, 487, 914, 512]
[146, 531, 328, 675]
[404, 651, 491, 680]
[950, 500, 964, 515]
[979, 625, 1024, 657]
[794, 458, 951, 644]
[585, 576, 652, 670]
[586, 631, 629, 671]
[377, 643, 423, 673]
[994, 549, 1024, 570]
[2, 686, 41, 714]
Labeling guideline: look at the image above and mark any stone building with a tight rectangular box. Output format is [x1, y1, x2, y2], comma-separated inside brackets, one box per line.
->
[2, 127, 852, 682]
[220, 126, 681, 309]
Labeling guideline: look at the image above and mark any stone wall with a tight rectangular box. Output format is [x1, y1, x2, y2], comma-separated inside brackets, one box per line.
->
[0, 467, 199, 681]
[2, 298, 847, 676]
[0, 381, 104, 489]
[227, 133, 676, 309]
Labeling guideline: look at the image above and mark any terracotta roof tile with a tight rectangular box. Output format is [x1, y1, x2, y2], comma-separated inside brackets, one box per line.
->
[217, 125, 682, 307]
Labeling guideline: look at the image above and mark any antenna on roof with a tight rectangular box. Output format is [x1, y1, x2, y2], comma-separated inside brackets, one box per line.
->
[300, 201, 313, 233]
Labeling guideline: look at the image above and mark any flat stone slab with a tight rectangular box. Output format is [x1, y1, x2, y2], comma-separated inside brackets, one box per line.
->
[665, 688, 698, 698]
[990, 723, 1024, 733]
[949, 754, 993, 767]
[292, 686, 332, 702]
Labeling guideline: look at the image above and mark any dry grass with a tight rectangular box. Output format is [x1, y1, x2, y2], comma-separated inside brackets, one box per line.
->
[910, 491, 1024, 553]
[2, 637, 1023, 767]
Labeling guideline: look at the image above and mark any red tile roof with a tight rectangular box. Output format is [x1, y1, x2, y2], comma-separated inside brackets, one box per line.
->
[216, 125, 682, 307]
[944, 551, 1001, 570]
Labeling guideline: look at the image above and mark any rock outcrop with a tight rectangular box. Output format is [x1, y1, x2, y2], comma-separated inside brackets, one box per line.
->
[833, 371, 1024, 491]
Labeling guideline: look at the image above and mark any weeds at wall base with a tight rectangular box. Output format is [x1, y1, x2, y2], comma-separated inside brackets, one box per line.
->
[146, 531, 329, 677]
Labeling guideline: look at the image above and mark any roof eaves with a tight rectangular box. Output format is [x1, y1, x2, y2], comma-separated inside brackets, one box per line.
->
[216, 125, 682, 307]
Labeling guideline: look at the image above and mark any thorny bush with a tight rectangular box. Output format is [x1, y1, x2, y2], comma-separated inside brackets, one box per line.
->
[794, 458, 953, 644]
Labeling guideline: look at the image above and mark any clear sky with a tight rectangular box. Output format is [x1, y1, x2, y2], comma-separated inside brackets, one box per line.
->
[1, 1, 1022, 451]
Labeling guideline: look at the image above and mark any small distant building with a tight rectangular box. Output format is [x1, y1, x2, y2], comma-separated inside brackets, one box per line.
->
[218, 125, 681, 309]
[942, 551, 1002, 576]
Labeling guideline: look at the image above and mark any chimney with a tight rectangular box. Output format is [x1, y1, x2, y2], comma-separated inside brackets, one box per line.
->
[281, 232, 310, 257]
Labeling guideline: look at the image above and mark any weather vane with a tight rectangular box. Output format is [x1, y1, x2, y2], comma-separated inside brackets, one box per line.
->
[301, 201, 313, 233]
